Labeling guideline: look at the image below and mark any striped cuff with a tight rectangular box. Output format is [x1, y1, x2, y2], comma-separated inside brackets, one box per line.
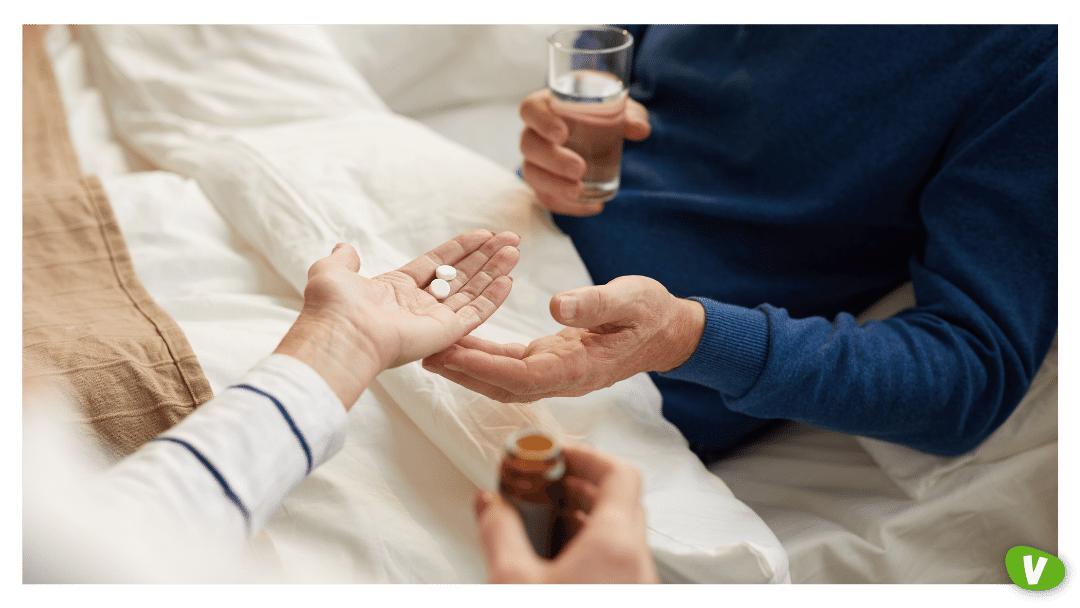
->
[157, 354, 348, 536]
[659, 297, 769, 398]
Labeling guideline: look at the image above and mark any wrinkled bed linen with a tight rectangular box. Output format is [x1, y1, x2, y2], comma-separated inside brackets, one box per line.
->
[711, 286, 1058, 583]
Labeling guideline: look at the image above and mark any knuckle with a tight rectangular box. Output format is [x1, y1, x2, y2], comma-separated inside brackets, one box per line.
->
[592, 287, 610, 320]
[470, 296, 494, 318]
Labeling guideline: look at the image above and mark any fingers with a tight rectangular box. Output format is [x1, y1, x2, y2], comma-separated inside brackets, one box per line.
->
[521, 128, 586, 182]
[521, 161, 605, 216]
[521, 89, 650, 144]
[452, 274, 514, 333]
[437, 332, 588, 397]
[520, 89, 567, 143]
[423, 362, 522, 402]
[424, 327, 604, 401]
[422, 339, 530, 401]
[431, 344, 537, 394]
[433, 239, 519, 334]
[474, 490, 542, 583]
[519, 90, 605, 217]
[446, 231, 522, 291]
[424, 336, 529, 366]
[456, 334, 530, 359]
[392, 231, 520, 320]
[441, 244, 519, 312]
[519, 88, 649, 218]
[563, 475, 600, 514]
[396, 229, 512, 286]
[561, 443, 644, 513]
[423, 339, 581, 403]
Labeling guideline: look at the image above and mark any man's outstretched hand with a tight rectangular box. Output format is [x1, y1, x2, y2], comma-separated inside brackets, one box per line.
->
[423, 275, 704, 403]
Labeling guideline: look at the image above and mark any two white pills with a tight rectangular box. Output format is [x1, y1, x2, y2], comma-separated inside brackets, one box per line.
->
[431, 265, 457, 299]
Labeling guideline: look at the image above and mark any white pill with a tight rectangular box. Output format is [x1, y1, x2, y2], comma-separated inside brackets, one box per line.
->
[431, 278, 451, 299]
[436, 265, 457, 281]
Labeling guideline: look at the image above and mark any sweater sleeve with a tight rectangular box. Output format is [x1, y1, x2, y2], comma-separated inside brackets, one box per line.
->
[662, 39, 1057, 457]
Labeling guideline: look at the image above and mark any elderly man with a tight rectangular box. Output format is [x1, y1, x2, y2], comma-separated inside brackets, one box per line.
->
[424, 25, 1058, 461]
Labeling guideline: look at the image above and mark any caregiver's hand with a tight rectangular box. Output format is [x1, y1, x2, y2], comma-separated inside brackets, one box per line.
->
[423, 275, 704, 402]
[474, 442, 659, 583]
[275, 229, 520, 409]
[520, 89, 650, 217]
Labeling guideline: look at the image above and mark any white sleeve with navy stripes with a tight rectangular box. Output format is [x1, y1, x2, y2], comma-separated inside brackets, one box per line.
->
[93, 354, 348, 548]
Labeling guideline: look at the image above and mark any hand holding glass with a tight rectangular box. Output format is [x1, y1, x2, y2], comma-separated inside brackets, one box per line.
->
[547, 26, 634, 204]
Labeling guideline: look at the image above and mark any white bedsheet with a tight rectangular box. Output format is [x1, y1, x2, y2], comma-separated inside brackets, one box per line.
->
[712, 288, 1058, 583]
[56, 24, 789, 583]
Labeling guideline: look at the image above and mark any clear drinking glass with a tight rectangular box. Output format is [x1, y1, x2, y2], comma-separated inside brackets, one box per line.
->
[547, 25, 634, 205]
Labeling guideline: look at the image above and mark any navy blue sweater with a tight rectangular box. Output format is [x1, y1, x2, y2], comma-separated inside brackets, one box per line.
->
[552, 25, 1057, 456]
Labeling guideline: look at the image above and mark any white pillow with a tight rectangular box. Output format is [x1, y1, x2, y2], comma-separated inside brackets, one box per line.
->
[322, 25, 554, 117]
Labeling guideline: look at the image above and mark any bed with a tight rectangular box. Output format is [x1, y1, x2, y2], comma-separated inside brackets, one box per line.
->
[29, 24, 1058, 586]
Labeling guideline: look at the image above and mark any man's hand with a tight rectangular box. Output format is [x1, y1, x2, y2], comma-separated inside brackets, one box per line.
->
[474, 442, 659, 583]
[422, 275, 704, 402]
[520, 89, 650, 216]
[275, 229, 520, 408]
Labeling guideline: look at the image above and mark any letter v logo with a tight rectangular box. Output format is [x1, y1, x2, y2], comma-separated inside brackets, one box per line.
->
[1002, 546, 1071, 600]
[1023, 554, 1048, 585]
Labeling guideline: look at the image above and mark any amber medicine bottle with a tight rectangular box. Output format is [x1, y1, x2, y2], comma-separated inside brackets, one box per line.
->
[498, 427, 571, 559]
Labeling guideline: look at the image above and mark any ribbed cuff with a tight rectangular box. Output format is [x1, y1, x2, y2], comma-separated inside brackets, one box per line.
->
[659, 297, 769, 398]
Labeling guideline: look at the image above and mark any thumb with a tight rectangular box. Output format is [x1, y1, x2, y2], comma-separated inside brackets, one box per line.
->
[329, 242, 362, 273]
[307, 242, 361, 280]
[550, 278, 642, 328]
[624, 98, 651, 141]
[474, 491, 541, 583]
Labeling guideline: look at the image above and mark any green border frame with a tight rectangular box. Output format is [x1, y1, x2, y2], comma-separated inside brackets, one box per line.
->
[8, 2, 1071, 604]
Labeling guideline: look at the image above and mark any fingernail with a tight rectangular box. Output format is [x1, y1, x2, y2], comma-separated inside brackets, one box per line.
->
[559, 295, 577, 320]
[445, 364, 464, 372]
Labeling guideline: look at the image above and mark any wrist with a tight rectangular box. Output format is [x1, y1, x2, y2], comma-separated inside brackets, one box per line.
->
[273, 312, 383, 410]
[653, 296, 705, 373]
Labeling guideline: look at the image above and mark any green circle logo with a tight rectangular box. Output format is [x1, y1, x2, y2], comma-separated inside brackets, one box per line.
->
[1006, 548, 1075, 600]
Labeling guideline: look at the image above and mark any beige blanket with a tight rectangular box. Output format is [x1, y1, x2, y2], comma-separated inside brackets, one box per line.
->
[22, 25, 213, 456]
